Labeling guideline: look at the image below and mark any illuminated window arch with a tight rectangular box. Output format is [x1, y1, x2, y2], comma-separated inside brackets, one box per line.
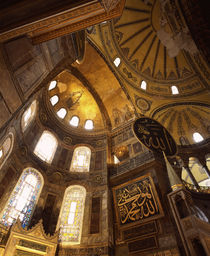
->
[140, 80, 147, 90]
[21, 100, 37, 132]
[48, 81, 57, 91]
[70, 146, 91, 172]
[114, 57, 121, 67]
[84, 120, 94, 130]
[58, 185, 86, 244]
[0, 132, 14, 170]
[34, 131, 58, 163]
[57, 108, 67, 119]
[69, 116, 79, 127]
[0, 167, 43, 228]
[171, 85, 179, 94]
[193, 132, 204, 143]
[50, 95, 59, 106]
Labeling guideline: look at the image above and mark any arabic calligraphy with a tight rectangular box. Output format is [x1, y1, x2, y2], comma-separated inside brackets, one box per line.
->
[115, 177, 159, 225]
[133, 118, 177, 156]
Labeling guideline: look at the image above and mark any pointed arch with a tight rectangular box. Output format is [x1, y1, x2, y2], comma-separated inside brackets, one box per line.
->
[0, 167, 43, 228]
[57, 185, 86, 244]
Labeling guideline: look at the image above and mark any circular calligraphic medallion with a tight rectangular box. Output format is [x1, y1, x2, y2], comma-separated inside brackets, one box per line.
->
[133, 117, 177, 156]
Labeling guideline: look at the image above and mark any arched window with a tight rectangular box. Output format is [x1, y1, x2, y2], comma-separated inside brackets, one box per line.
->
[57, 108, 67, 119]
[70, 146, 91, 172]
[0, 132, 14, 169]
[113, 57, 121, 67]
[34, 131, 58, 163]
[171, 85, 179, 94]
[84, 120, 94, 130]
[21, 100, 37, 132]
[69, 116, 79, 127]
[193, 132, 204, 143]
[0, 167, 43, 228]
[140, 80, 147, 90]
[58, 185, 86, 244]
[50, 95, 59, 106]
[48, 81, 57, 91]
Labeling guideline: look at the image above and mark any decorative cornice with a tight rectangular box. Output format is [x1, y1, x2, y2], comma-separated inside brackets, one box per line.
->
[0, 0, 125, 44]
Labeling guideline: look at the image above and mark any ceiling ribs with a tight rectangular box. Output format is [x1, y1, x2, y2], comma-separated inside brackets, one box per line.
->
[139, 34, 157, 71]
[125, 7, 150, 13]
[152, 39, 160, 77]
[164, 46, 167, 79]
[174, 57, 180, 78]
[115, 18, 149, 29]
[120, 24, 151, 47]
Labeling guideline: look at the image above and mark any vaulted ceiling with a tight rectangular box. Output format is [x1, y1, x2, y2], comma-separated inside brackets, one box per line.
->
[84, 0, 210, 145]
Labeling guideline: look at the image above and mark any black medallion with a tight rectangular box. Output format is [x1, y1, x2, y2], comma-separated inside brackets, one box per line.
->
[133, 117, 177, 156]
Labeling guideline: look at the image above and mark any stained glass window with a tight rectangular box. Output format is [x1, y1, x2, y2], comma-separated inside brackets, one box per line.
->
[0, 132, 14, 169]
[58, 185, 86, 244]
[0, 167, 43, 228]
[70, 146, 91, 172]
[34, 131, 58, 163]
[21, 100, 37, 132]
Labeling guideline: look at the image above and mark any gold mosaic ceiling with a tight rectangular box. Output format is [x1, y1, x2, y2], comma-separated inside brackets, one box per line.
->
[47, 0, 209, 145]
[88, 0, 210, 145]
[47, 44, 136, 133]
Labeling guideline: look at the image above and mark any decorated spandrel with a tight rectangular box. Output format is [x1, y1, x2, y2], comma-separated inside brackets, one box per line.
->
[113, 174, 164, 227]
[133, 117, 177, 156]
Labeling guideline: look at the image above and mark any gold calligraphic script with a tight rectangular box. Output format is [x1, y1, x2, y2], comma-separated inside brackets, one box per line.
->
[113, 174, 164, 227]
[133, 117, 177, 156]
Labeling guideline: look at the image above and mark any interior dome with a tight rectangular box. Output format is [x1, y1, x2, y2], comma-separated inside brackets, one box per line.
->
[47, 70, 105, 132]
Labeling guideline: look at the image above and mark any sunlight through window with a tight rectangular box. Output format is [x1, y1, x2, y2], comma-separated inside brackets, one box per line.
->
[50, 95, 59, 106]
[171, 85, 179, 95]
[34, 131, 58, 163]
[193, 132, 204, 143]
[0, 168, 43, 228]
[48, 81, 57, 90]
[70, 116, 79, 127]
[57, 108, 67, 119]
[84, 120, 93, 130]
[114, 155, 120, 164]
[141, 80, 147, 90]
[70, 146, 91, 172]
[68, 202, 77, 224]
[0, 132, 14, 169]
[21, 100, 37, 132]
[114, 57, 121, 67]
[58, 186, 86, 244]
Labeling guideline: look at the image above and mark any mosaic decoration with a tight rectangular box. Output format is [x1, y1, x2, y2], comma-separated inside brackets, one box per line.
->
[59, 186, 86, 244]
[113, 174, 163, 227]
[1, 168, 42, 228]
[133, 117, 177, 156]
